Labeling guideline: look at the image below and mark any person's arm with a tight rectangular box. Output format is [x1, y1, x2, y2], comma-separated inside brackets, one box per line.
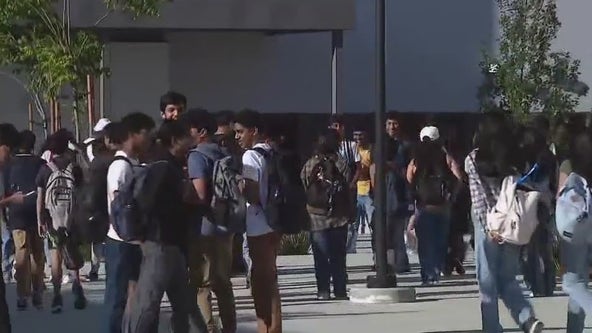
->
[187, 152, 210, 206]
[446, 154, 466, 182]
[369, 163, 376, 189]
[350, 161, 361, 189]
[241, 151, 261, 205]
[406, 159, 416, 184]
[300, 159, 310, 188]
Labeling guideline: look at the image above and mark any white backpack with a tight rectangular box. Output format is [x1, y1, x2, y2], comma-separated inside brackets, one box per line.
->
[486, 175, 541, 245]
[45, 162, 75, 230]
[556, 173, 592, 245]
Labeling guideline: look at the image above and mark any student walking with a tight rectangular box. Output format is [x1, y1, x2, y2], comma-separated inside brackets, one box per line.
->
[465, 113, 544, 333]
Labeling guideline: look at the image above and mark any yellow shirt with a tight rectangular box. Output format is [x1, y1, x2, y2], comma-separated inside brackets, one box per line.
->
[357, 145, 372, 195]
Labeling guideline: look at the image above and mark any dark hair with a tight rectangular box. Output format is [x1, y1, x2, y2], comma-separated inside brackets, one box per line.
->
[413, 140, 448, 178]
[120, 112, 156, 136]
[570, 129, 592, 181]
[329, 114, 345, 126]
[103, 122, 126, 145]
[234, 109, 262, 131]
[386, 111, 401, 121]
[47, 129, 73, 155]
[215, 110, 235, 127]
[518, 126, 557, 182]
[0, 123, 19, 149]
[18, 130, 36, 152]
[315, 129, 340, 155]
[181, 108, 216, 134]
[473, 112, 519, 177]
[159, 91, 187, 112]
[157, 120, 190, 148]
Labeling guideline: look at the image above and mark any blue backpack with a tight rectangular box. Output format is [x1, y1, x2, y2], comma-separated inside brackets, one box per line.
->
[556, 172, 592, 245]
[110, 157, 157, 242]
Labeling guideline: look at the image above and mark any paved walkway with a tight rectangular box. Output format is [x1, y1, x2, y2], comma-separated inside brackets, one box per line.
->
[7, 235, 590, 332]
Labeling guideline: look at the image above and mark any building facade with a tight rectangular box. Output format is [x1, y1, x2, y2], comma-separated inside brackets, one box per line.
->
[0, 0, 590, 134]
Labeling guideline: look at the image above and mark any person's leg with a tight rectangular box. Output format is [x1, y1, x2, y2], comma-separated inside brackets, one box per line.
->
[12, 230, 31, 306]
[29, 230, 45, 308]
[0, 242, 11, 333]
[435, 212, 450, 279]
[414, 211, 433, 283]
[497, 242, 537, 328]
[50, 244, 64, 313]
[362, 196, 375, 235]
[127, 242, 167, 333]
[242, 233, 252, 288]
[187, 234, 216, 332]
[89, 242, 104, 279]
[2, 225, 14, 282]
[391, 210, 410, 273]
[562, 240, 591, 333]
[346, 214, 359, 254]
[103, 238, 130, 333]
[474, 222, 502, 333]
[327, 225, 348, 297]
[310, 229, 331, 297]
[123, 243, 142, 322]
[211, 234, 237, 333]
[248, 232, 282, 333]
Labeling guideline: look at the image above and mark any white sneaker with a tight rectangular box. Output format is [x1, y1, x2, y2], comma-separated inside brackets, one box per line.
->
[61, 274, 71, 285]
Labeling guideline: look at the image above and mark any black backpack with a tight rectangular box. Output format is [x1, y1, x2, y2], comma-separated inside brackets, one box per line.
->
[254, 147, 309, 234]
[73, 156, 114, 243]
[305, 155, 349, 217]
[414, 153, 452, 206]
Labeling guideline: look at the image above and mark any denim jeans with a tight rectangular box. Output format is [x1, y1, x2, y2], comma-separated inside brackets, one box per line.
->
[1, 223, 13, 279]
[473, 217, 535, 332]
[126, 241, 207, 333]
[561, 240, 592, 333]
[311, 225, 348, 296]
[103, 238, 142, 333]
[415, 209, 448, 283]
[347, 195, 374, 253]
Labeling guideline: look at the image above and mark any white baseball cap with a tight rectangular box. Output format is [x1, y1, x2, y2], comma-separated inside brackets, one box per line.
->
[93, 118, 111, 132]
[419, 126, 440, 142]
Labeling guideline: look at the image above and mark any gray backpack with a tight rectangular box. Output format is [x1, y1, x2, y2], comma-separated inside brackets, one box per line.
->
[556, 172, 592, 244]
[211, 155, 246, 233]
[45, 162, 75, 230]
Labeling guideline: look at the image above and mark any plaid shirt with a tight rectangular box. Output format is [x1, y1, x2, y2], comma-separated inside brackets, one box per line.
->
[464, 149, 500, 231]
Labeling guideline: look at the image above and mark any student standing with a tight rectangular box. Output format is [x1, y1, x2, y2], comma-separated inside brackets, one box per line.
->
[103, 113, 155, 333]
[4, 130, 45, 310]
[234, 110, 282, 333]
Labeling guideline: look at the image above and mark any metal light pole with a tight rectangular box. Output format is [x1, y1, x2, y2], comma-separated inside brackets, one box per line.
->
[367, 0, 396, 289]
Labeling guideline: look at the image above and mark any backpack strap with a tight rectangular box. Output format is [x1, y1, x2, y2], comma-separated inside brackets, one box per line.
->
[252, 147, 270, 159]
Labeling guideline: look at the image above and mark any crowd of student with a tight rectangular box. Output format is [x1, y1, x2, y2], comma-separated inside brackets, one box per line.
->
[0, 90, 592, 333]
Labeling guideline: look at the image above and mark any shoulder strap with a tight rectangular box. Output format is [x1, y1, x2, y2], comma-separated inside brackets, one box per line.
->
[469, 153, 496, 209]
[252, 147, 269, 158]
[113, 156, 133, 167]
[47, 161, 59, 173]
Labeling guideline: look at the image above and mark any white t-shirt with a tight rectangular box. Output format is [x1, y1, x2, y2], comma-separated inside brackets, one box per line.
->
[242, 143, 274, 237]
[106, 150, 139, 242]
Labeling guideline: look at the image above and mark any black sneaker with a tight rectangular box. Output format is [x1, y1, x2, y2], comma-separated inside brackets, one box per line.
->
[73, 283, 87, 310]
[51, 294, 63, 314]
[334, 294, 350, 301]
[87, 272, 99, 282]
[32, 292, 43, 310]
[16, 298, 27, 311]
[523, 318, 544, 333]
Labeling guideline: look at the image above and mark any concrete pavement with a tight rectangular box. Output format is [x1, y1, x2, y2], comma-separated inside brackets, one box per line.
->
[7, 235, 590, 332]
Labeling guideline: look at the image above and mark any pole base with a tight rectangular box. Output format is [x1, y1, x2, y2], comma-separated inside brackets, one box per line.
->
[366, 273, 397, 288]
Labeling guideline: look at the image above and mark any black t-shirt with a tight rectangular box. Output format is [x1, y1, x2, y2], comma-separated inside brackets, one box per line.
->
[4, 154, 45, 229]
